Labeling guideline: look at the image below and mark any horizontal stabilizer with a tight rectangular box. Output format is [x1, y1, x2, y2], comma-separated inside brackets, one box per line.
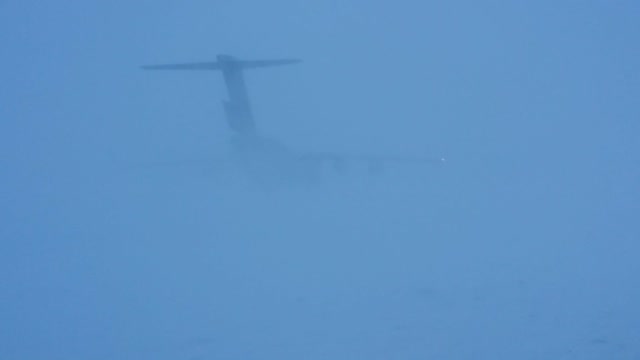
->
[141, 62, 220, 70]
[142, 55, 301, 71]
[239, 59, 302, 69]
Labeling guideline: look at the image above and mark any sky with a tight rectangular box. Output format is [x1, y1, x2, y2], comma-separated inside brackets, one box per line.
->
[1, 1, 639, 359]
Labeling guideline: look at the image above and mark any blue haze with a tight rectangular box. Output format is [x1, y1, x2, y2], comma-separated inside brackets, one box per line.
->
[1, 1, 639, 359]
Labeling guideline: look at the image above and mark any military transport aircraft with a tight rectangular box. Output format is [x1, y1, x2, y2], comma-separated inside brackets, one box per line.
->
[142, 54, 444, 185]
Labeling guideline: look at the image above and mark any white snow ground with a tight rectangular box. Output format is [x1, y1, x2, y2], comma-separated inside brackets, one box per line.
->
[2, 158, 638, 360]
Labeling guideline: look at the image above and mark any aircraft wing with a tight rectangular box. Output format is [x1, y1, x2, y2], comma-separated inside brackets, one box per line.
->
[299, 151, 445, 174]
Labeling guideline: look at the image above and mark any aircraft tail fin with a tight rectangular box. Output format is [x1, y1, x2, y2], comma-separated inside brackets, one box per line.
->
[142, 55, 300, 135]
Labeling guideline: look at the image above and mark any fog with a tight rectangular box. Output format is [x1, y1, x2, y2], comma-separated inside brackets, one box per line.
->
[1, 1, 639, 359]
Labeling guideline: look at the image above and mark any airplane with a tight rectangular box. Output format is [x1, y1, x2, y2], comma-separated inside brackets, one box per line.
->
[142, 54, 444, 185]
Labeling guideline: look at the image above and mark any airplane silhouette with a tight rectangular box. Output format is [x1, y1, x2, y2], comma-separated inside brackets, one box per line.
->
[142, 54, 443, 184]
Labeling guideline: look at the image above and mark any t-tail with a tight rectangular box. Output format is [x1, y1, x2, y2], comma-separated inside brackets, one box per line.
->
[142, 55, 301, 135]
